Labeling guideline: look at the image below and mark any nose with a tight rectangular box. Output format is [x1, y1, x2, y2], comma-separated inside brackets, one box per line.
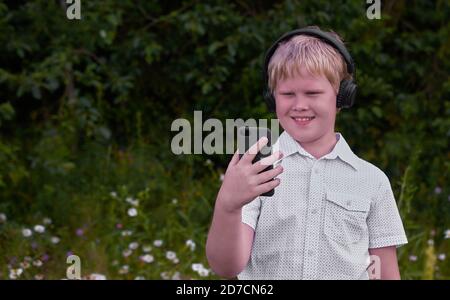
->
[292, 95, 310, 111]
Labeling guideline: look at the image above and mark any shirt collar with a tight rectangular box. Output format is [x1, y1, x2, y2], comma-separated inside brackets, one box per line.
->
[275, 131, 360, 171]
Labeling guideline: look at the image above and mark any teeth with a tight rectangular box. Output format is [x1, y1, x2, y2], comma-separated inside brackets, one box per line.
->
[294, 117, 314, 121]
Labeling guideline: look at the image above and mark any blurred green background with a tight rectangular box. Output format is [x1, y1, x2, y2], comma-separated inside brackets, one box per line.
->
[0, 0, 448, 280]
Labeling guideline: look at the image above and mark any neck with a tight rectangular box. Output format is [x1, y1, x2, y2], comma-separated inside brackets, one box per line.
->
[298, 131, 338, 160]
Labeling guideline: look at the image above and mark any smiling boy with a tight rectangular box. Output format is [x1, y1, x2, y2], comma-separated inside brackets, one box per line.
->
[206, 27, 408, 280]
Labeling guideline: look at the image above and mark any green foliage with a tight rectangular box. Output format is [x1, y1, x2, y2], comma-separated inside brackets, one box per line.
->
[0, 0, 448, 279]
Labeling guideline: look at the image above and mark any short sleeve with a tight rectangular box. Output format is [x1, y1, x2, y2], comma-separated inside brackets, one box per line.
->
[367, 173, 408, 249]
[241, 196, 262, 230]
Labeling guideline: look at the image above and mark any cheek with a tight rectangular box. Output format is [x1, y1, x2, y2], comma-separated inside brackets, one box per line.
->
[275, 97, 291, 113]
[317, 94, 337, 115]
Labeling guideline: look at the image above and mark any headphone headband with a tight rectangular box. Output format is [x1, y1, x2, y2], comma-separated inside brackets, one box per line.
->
[262, 27, 357, 111]
[263, 28, 355, 88]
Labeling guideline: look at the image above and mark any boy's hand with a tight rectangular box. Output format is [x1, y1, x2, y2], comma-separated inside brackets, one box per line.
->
[217, 137, 283, 213]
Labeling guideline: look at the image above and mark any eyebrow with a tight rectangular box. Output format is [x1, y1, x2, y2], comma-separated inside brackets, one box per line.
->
[305, 89, 324, 93]
[278, 89, 324, 93]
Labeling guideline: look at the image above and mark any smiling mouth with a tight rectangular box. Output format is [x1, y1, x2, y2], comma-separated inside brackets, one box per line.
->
[291, 116, 315, 126]
[291, 116, 315, 121]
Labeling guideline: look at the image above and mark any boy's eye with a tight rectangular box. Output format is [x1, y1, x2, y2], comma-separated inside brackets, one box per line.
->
[281, 92, 295, 96]
[306, 91, 323, 96]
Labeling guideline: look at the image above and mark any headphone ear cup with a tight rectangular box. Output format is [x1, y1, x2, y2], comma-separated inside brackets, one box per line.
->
[337, 80, 357, 109]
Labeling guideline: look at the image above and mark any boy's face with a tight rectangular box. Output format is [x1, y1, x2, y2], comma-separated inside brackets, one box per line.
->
[274, 67, 338, 145]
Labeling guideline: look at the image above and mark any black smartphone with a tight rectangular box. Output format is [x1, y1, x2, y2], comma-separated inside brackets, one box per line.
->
[237, 126, 274, 197]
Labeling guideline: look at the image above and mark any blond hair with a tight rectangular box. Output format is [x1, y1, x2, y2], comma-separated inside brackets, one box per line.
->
[267, 27, 352, 95]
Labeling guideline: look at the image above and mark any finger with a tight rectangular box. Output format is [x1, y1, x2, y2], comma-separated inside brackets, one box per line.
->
[229, 148, 241, 166]
[255, 165, 283, 185]
[253, 151, 283, 173]
[255, 178, 280, 196]
[242, 137, 268, 164]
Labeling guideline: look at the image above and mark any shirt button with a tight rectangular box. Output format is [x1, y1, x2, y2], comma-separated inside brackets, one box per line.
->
[308, 250, 315, 256]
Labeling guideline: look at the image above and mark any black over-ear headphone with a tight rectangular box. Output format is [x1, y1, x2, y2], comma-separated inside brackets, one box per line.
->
[262, 28, 357, 112]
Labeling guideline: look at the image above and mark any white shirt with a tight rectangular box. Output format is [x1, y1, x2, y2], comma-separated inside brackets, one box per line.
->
[238, 131, 408, 280]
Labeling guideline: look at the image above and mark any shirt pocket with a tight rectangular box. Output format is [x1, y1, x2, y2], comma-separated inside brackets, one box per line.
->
[324, 191, 370, 245]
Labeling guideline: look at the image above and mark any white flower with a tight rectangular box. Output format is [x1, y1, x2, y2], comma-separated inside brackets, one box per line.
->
[22, 228, 32, 237]
[0, 213, 7, 223]
[110, 191, 117, 198]
[142, 245, 152, 253]
[434, 186, 442, 194]
[445, 229, 450, 239]
[127, 208, 138, 217]
[121, 230, 133, 237]
[153, 240, 163, 247]
[122, 249, 133, 257]
[118, 265, 129, 274]
[191, 264, 211, 277]
[191, 263, 203, 272]
[172, 198, 178, 205]
[220, 174, 225, 181]
[51, 236, 60, 244]
[9, 268, 23, 279]
[427, 239, 434, 246]
[171, 272, 181, 280]
[20, 261, 30, 269]
[409, 255, 418, 262]
[88, 273, 106, 280]
[172, 257, 179, 264]
[166, 251, 176, 261]
[34, 274, 44, 280]
[34, 225, 45, 233]
[126, 197, 139, 207]
[129, 242, 139, 250]
[160, 272, 170, 280]
[24, 256, 32, 262]
[134, 276, 145, 280]
[140, 254, 154, 263]
[205, 159, 212, 166]
[186, 239, 196, 251]
[33, 260, 43, 267]
[111, 260, 119, 266]
[438, 254, 446, 261]
[198, 268, 210, 277]
[43, 218, 52, 225]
